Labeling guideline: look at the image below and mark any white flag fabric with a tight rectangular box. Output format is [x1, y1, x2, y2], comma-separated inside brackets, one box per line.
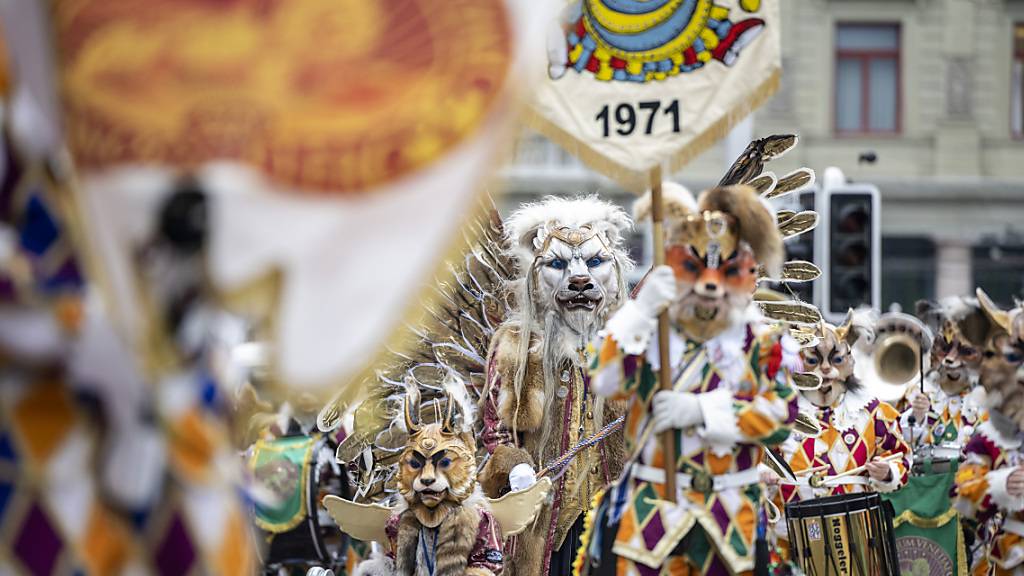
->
[528, 0, 781, 192]
[35, 0, 542, 392]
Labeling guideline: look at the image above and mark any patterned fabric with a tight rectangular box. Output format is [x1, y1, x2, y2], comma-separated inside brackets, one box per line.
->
[953, 421, 1024, 575]
[587, 311, 798, 573]
[0, 368, 257, 576]
[778, 390, 911, 506]
[383, 508, 504, 575]
[901, 375, 987, 451]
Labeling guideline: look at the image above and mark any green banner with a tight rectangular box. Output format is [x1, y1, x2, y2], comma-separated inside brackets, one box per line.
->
[250, 435, 318, 533]
[882, 460, 967, 576]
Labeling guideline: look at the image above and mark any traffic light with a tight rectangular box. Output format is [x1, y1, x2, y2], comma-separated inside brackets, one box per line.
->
[818, 178, 880, 322]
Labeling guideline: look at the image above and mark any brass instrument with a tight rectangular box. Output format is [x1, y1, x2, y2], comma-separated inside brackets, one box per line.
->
[858, 310, 932, 406]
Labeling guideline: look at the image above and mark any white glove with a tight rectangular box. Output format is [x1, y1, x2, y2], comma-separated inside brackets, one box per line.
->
[651, 391, 702, 433]
[509, 463, 538, 492]
[635, 266, 677, 319]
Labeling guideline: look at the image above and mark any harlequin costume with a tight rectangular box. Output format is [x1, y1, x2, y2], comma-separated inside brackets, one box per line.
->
[954, 294, 1024, 576]
[900, 372, 987, 459]
[903, 297, 996, 458]
[953, 417, 1024, 576]
[576, 182, 800, 576]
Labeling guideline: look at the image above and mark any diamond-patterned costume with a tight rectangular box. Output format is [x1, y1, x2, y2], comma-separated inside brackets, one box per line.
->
[953, 420, 1024, 576]
[580, 306, 799, 575]
[901, 375, 987, 457]
[778, 390, 910, 506]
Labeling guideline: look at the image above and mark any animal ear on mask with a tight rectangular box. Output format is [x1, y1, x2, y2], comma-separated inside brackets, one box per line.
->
[838, 308, 873, 347]
[403, 380, 421, 434]
[440, 391, 456, 434]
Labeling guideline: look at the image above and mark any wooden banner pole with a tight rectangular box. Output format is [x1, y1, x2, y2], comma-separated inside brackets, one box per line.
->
[649, 165, 677, 503]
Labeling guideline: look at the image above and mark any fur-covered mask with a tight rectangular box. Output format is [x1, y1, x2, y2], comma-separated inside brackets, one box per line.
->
[532, 224, 621, 336]
[398, 390, 477, 524]
[800, 311, 872, 408]
[634, 183, 782, 342]
[976, 290, 1024, 427]
[506, 196, 633, 342]
[917, 298, 991, 396]
[977, 288, 1024, 394]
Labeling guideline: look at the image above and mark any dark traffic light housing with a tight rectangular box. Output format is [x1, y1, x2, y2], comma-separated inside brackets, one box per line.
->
[818, 184, 880, 321]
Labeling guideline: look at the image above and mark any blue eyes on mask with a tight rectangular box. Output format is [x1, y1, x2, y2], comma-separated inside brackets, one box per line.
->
[549, 257, 604, 269]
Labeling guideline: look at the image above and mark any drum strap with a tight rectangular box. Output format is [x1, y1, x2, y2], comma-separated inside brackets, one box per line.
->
[1003, 518, 1024, 537]
[631, 463, 759, 491]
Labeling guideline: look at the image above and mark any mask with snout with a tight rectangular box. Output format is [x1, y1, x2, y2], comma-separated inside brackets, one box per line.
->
[531, 224, 624, 337]
[930, 321, 982, 396]
[665, 211, 758, 342]
[398, 393, 477, 527]
[800, 312, 869, 408]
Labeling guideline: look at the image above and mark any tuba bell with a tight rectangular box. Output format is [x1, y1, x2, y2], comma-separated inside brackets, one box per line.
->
[857, 310, 933, 407]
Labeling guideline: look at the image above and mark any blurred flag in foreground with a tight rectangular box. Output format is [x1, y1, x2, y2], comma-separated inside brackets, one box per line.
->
[49, 0, 538, 396]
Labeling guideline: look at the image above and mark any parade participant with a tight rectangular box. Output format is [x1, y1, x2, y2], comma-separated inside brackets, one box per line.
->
[770, 314, 910, 538]
[954, 295, 1024, 576]
[578, 182, 800, 576]
[350, 385, 505, 576]
[902, 297, 992, 457]
[478, 195, 632, 576]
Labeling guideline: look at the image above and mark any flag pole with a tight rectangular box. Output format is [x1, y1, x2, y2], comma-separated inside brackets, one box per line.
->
[649, 165, 676, 503]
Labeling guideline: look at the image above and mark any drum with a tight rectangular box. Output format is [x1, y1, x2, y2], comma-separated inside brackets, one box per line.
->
[250, 433, 351, 574]
[786, 492, 900, 576]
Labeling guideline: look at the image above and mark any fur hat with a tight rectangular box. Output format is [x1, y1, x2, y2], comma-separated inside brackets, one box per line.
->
[634, 182, 784, 277]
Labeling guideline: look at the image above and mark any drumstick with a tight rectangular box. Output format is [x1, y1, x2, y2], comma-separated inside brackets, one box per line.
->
[817, 452, 903, 483]
[796, 464, 830, 476]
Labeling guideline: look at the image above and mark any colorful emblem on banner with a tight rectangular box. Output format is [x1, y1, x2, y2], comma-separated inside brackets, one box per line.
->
[552, 0, 765, 83]
[54, 0, 511, 195]
[530, 0, 781, 192]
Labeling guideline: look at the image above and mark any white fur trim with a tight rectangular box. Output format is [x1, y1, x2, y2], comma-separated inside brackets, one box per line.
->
[987, 467, 1024, 512]
[504, 195, 633, 267]
[604, 300, 657, 356]
[869, 461, 903, 493]
[977, 420, 1023, 450]
[697, 387, 741, 455]
[831, 387, 874, 432]
[352, 553, 396, 576]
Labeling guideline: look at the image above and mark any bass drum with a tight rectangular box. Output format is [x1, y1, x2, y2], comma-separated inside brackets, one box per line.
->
[250, 432, 351, 574]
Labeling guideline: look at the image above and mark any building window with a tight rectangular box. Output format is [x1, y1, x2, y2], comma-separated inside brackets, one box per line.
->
[835, 23, 900, 135]
[882, 237, 935, 313]
[1013, 24, 1024, 137]
[973, 241, 1024, 307]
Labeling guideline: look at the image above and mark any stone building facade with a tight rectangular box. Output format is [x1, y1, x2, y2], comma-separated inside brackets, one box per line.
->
[500, 0, 1024, 309]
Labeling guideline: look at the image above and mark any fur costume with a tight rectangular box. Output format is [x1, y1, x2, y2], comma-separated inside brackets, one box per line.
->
[367, 386, 505, 576]
[479, 196, 632, 576]
[578, 183, 801, 576]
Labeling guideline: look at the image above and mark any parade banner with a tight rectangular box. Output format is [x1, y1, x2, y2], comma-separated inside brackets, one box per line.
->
[882, 462, 969, 576]
[529, 0, 781, 192]
[42, 0, 540, 393]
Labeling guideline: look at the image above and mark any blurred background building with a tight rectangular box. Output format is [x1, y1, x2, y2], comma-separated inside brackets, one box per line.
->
[499, 0, 1024, 310]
